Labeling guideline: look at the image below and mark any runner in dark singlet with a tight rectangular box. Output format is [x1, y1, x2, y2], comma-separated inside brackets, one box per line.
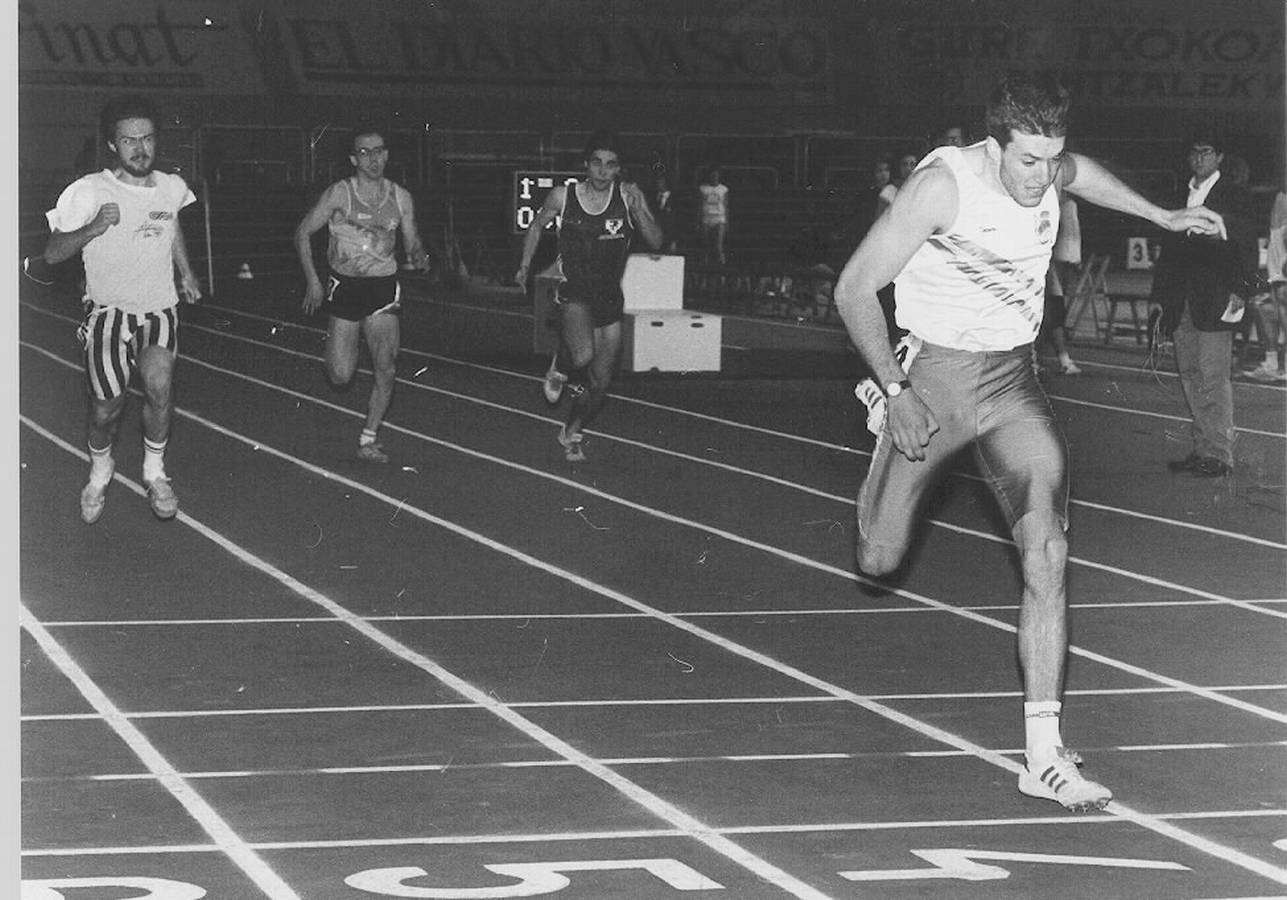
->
[516, 131, 662, 462]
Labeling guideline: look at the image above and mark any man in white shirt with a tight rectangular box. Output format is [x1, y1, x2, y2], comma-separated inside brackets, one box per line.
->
[836, 74, 1224, 812]
[44, 95, 202, 524]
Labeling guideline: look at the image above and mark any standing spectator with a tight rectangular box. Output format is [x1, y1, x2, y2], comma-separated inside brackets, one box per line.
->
[836, 73, 1224, 811]
[1152, 134, 1258, 477]
[43, 95, 202, 523]
[653, 173, 678, 252]
[1248, 186, 1287, 382]
[294, 126, 432, 463]
[515, 131, 662, 462]
[698, 166, 730, 264]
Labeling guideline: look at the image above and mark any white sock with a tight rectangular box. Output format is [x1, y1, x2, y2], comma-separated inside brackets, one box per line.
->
[88, 444, 114, 487]
[142, 438, 167, 483]
[1024, 700, 1063, 761]
[1058, 352, 1074, 366]
[360, 428, 378, 446]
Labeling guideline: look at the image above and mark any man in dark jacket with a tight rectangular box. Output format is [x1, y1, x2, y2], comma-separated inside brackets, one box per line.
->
[1151, 134, 1257, 477]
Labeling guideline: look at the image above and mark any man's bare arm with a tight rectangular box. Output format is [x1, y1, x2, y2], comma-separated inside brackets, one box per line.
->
[1063, 153, 1224, 236]
[514, 186, 564, 283]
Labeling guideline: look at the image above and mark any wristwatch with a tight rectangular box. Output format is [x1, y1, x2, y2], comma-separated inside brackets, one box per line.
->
[885, 379, 913, 398]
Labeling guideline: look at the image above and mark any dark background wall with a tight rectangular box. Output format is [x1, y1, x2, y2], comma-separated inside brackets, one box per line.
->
[19, 0, 1284, 184]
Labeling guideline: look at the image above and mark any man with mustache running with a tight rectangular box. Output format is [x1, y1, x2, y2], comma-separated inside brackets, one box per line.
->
[45, 95, 202, 524]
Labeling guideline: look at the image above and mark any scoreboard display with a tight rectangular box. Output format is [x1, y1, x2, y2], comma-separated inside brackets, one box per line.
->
[512, 170, 581, 234]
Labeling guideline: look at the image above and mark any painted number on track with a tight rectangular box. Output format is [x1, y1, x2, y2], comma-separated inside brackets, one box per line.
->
[840, 848, 1191, 882]
[345, 858, 724, 897]
[22, 877, 206, 899]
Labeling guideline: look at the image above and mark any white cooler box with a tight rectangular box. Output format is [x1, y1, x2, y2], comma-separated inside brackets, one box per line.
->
[623, 311, 722, 372]
[622, 253, 685, 312]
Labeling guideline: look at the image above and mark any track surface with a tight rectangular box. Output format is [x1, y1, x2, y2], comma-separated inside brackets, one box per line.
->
[19, 274, 1287, 899]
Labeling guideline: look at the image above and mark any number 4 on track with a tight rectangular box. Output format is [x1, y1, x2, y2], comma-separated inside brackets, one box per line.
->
[346, 859, 723, 897]
[840, 848, 1190, 882]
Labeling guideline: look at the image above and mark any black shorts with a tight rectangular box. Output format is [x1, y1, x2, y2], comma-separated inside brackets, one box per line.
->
[556, 284, 625, 328]
[326, 273, 401, 322]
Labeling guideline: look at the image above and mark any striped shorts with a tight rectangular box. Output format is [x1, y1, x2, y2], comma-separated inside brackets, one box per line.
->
[77, 305, 178, 400]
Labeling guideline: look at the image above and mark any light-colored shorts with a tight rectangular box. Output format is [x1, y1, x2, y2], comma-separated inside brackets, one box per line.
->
[857, 340, 1069, 561]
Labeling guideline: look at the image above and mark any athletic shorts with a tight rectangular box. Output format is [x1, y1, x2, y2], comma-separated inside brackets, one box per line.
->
[856, 341, 1069, 560]
[555, 284, 625, 328]
[326, 273, 401, 322]
[77, 305, 178, 401]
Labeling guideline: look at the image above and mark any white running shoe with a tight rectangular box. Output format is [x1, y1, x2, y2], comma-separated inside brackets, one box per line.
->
[80, 467, 114, 525]
[1059, 359, 1082, 375]
[854, 379, 887, 436]
[144, 476, 179, 520]
[543, 355, 568, 404]
[1018, 747, 1111, 812]
[854, 334, 922, 436]
[1246, 360, 1286, 383]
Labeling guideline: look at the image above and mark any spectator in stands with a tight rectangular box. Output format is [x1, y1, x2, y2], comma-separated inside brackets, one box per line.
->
[1037, 193, 1083, 375]
[514, 131, 662, 462]
[835, 73, 1224, 812]
[1151, 133, 1258, 477]
[44, 95, 202, 524]
[294, 125, 432, 464]
[873, 154, 898, 220]
[1251, 186, 1287, 382]
[698, 166, 730, 264]
[937, 123, 967, 147]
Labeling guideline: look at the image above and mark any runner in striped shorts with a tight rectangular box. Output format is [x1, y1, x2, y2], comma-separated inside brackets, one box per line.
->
[44, 95, 201, 524]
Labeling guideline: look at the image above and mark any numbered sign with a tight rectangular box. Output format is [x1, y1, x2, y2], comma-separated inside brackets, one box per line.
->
[1126, 236, 1152, 270]
[513, 171, 581, 234]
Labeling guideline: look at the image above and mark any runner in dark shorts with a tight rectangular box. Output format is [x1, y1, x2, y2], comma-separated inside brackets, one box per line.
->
[514, 130, 663, 462]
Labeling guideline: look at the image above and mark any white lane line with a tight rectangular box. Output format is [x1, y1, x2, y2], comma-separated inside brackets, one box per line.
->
[28, 595, 1287, 629]
[22, 417, 1287, 886]
[20, 681, 1287, 721]
[1055, 392, 1284, 439]
[26, 740, 1287, 784]
[24, 301, 1287, 551]
[26, 594, 1287, 630]
[21, 421, 832, 900]
[18, 604, 301, 899]
[21, 341, 1287, 714]
[22, 808, 1287, 857]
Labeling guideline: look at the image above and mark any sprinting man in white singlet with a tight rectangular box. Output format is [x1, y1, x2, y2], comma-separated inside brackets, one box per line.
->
[835, 74, 1225, 812]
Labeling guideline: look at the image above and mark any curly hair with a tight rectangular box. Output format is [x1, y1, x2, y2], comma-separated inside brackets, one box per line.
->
[984, 74, 1070, 147]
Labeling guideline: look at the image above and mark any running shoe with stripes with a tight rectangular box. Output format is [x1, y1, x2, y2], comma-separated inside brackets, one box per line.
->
[144, 476, 179, 520]
[557, 425, 585, 462]
[1018, 747, 1111, 811]
[543, 354, 568, 404]
[854, 334, 922, 436]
